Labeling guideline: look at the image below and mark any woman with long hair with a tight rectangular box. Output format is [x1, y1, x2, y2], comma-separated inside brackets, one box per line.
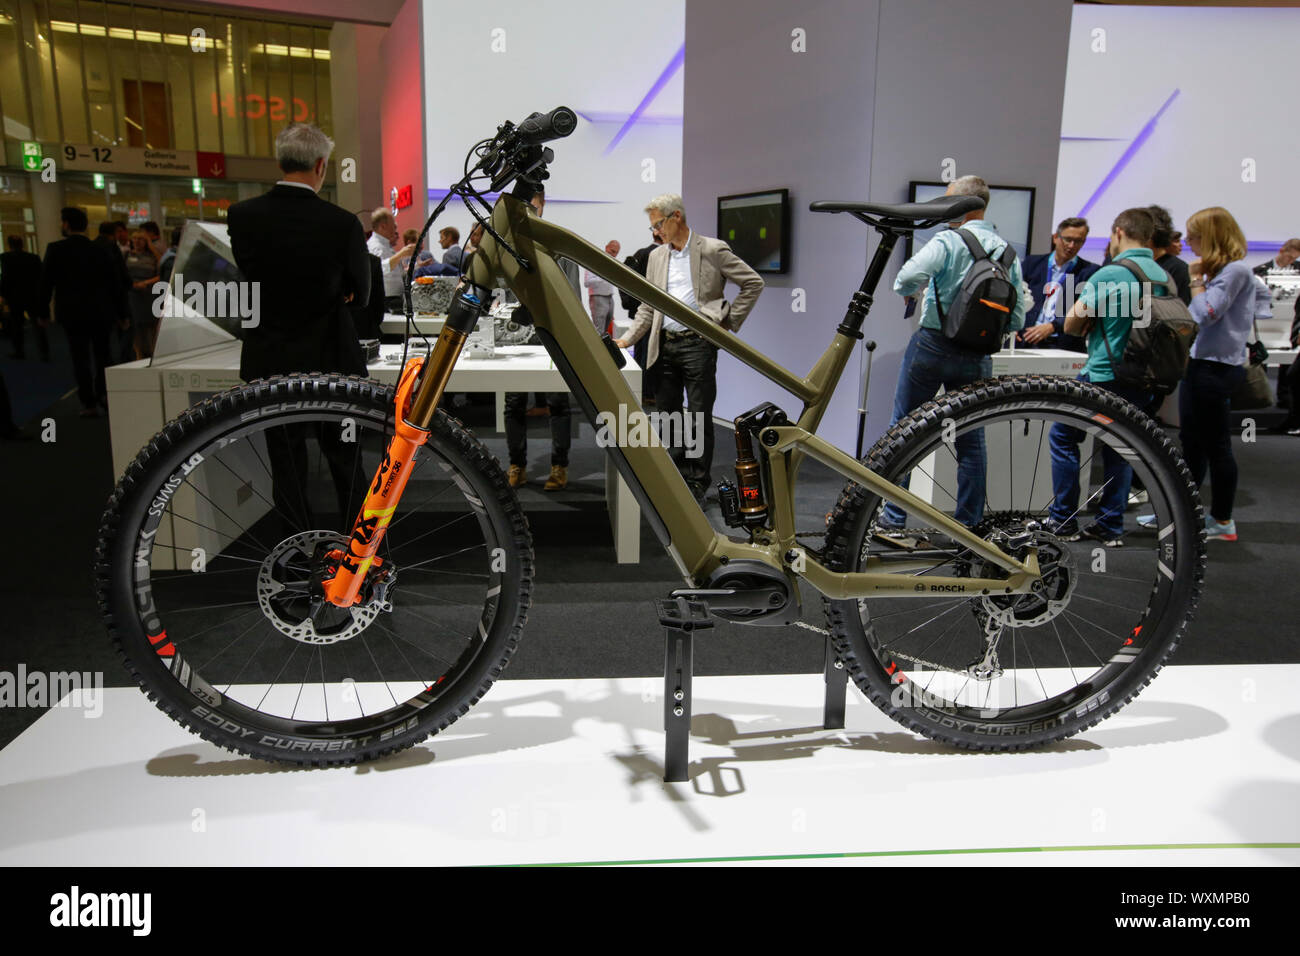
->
[1180, 206, 1256, 541]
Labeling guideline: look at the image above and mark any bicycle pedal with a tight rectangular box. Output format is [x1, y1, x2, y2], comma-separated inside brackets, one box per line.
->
[656, 596, 714, 631]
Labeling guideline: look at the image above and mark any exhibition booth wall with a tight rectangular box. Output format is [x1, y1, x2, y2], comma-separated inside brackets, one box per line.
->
[369, 0, 1291, 456]
[382, 0, 429, 237]
[1054, 4, 1297, 260]
[688, 0, 1073, 453]
[419, 0, 686, 262]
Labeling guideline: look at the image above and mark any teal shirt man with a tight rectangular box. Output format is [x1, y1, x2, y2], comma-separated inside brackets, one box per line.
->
[894, 220, 1027, 334]
[1074, 248, 1169, 382]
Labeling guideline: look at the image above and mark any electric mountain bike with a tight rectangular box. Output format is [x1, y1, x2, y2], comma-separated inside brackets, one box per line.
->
[96, 107, 1205, 766]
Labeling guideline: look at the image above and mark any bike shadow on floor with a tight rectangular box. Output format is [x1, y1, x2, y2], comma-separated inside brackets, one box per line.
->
[1214, 714, 1300, 865]
[139, 679, 1228, 793]
[610, 694, 1227, 804]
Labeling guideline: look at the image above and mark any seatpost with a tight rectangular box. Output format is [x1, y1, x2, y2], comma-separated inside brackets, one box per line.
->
[837, 229, 901, 339]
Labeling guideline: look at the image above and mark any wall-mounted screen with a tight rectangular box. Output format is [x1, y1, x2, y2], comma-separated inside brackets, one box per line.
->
[907, 181, 1036, 261]
[717, 188, 790, 274]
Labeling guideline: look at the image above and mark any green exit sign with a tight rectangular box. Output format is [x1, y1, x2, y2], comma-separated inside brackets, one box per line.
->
[21, 141, 42, 171]
[92, 173, 105, 189]
[191, 178, 202, 194]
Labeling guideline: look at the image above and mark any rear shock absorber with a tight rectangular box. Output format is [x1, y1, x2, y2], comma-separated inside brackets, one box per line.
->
[720, 402, 788, 530]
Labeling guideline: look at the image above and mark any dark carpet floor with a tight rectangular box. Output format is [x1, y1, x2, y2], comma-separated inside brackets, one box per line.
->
[1, 380, 1298, 751]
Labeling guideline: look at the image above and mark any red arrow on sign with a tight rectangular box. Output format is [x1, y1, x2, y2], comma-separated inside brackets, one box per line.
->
[196, 151, 227, 179]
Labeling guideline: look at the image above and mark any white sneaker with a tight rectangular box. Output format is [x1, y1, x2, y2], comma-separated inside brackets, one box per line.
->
[1205, 516, 1237, 541]
[1136, 514, 1157, 529]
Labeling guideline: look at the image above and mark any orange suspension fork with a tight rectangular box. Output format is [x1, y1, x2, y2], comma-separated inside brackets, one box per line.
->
[321, 284, 486, 607]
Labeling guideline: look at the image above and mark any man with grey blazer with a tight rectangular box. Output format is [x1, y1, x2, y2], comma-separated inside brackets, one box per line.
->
[615, 193, 764, 498]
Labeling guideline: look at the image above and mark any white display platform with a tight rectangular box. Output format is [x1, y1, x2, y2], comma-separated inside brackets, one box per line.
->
[106, 343, 644, 564]
[1, 666, 1295, 866]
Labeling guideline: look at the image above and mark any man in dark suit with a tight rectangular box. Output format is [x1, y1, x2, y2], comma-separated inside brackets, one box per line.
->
[36, 207, 123, 416]
[93, 221, 133, 362]
[1018, 216, 1099, 352]
[1147, 205, 1192, 305]
[228, 123, 370, 381]
[619, 236, 663, 403]
[227, 123, 370, 531]
[0, 235, 47, 360]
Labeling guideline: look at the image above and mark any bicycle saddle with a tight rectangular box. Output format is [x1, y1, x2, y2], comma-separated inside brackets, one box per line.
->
[810, 195, 984, 230]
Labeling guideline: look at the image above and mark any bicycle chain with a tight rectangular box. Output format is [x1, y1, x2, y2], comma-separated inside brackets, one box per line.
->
[880, 648, 970, 676]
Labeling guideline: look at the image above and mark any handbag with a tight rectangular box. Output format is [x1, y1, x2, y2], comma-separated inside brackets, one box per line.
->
[1231, 363, 1272, 410]
[1230, 319, 1272, 410]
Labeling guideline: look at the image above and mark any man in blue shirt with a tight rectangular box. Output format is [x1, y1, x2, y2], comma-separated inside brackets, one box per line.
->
[1047, 207, 1168, 547]
[1018, 216, 1099, 351]
[880, 175, 1026, 532]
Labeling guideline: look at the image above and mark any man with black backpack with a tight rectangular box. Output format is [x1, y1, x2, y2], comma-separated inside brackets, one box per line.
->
[1047, 207, 1176, 547]
[878, 175, 1026, 534]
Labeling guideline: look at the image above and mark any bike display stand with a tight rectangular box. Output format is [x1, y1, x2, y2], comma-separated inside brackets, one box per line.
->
[658, 597, 849, 783]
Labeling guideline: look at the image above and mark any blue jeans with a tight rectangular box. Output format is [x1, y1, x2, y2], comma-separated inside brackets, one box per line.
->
[1048, 374, 1149, 537]
[880, 328, 992, 528]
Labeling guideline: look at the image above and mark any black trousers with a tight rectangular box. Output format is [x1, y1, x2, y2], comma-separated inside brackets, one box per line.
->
[65, 323, 112, 409]
[504, 391, 571, 467]
[264, 421, 368, 537]
[654, 333, 717, 491]
[630, 321, 660, 402]
[0, 368, 16, 433]
[4, 304, 50, 359]
[1179, 358, 1247, 522]
[1280, 360, 1300, 427]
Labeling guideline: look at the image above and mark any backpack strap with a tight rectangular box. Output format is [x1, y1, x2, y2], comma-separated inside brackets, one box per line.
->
[1110, 256, 1168, 298]
[1096, 258, 1158, 381]
[953, 227, 991, 262]
[997, 242, 1017, 269]
[930, 228, 1007, 323]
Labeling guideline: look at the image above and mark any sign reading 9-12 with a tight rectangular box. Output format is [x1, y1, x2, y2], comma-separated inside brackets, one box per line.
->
[59, 144, 227, 179]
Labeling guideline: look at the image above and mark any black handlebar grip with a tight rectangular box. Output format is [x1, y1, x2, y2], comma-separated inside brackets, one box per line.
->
[517, 107, 577, 145]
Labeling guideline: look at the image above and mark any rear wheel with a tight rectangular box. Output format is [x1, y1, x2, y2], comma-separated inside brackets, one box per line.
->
[96, 374, 533, 765]
[824, 375, 1204, 749]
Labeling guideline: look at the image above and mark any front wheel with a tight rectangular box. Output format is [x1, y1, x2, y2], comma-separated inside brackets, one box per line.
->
[824, 375, 1205, 750]
[96, 374, 534, 765]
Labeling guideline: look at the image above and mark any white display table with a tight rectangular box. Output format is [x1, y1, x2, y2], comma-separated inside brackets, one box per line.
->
[911, 344, 1299, 515]
[379, 313, 444, 338]
[106, 343, 644, 564]
[909, 348, 1093, 514]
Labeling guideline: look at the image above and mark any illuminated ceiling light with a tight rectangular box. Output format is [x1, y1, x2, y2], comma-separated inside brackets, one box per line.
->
[48, 20, 223, 47]
[249, 42, 329, 60]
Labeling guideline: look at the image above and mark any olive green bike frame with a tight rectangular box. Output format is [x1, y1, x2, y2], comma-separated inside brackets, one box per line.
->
[430, 195, 1038, 607]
